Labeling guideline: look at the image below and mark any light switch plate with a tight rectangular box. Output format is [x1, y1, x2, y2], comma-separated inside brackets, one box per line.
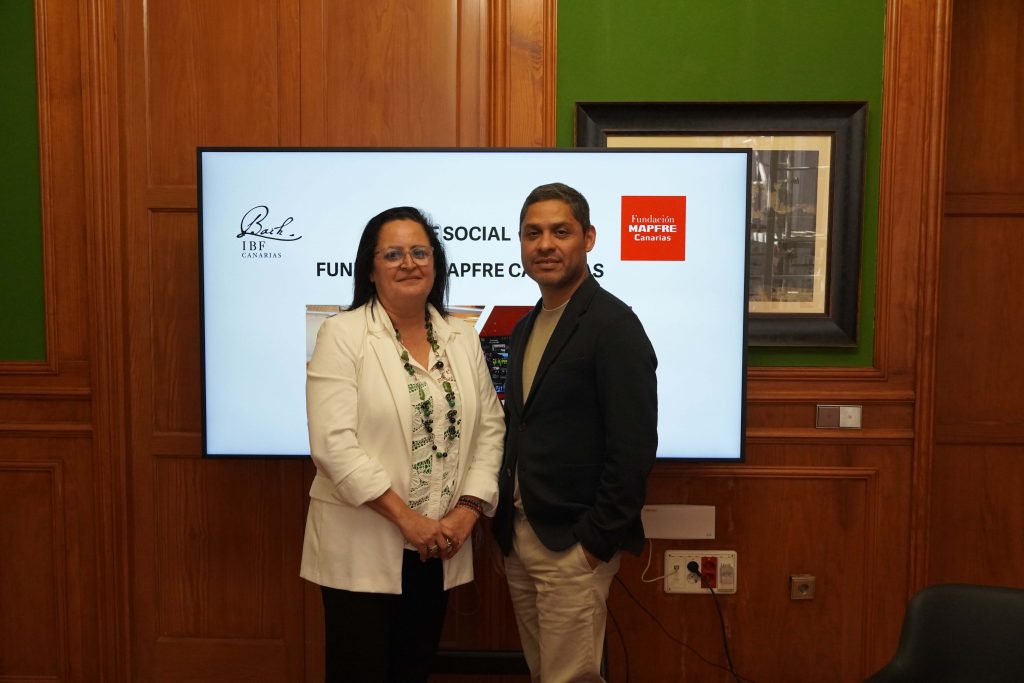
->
[839, 405, 862, 428]
[817, 404, 862, 429]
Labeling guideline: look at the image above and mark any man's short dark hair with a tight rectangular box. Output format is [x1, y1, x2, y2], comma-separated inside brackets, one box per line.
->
[519, 182, 591, 231]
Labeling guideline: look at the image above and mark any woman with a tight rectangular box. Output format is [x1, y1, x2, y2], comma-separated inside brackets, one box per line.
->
[301, 207, 504, 681]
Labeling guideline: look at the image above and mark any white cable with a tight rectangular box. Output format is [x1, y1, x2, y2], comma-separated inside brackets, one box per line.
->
[639, 538, 680, 583]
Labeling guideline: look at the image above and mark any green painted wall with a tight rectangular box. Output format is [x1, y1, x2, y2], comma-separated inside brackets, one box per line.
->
[0, 1, 46, 360]
[557, 0, 886, 366]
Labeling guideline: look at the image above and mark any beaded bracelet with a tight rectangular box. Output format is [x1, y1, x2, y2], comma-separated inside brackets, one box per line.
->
[456, 496, 484, 517]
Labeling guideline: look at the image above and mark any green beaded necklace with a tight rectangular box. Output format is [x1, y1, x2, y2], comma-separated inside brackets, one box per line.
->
[395, 312, 458, 459]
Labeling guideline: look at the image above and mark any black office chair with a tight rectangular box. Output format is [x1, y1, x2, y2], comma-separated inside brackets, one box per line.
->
[864, 583, 1024, 682]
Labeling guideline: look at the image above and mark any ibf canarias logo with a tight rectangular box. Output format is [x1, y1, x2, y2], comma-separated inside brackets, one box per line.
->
[620, 196, 686, 261]
[237, 205, 302, 260]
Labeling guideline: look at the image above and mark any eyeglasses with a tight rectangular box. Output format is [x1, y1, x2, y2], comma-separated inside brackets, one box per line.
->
[376, 246, 433, 266]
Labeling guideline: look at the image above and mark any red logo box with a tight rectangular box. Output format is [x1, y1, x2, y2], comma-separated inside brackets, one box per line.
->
[620, 196, 686, 261]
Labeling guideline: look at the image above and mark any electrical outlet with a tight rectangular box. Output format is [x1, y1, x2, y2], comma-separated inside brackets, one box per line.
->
[701, 555, 719, 589]
[664, 550, 738, 594]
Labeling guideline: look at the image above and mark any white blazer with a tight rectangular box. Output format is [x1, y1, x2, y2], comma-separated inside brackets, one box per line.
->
[300, 302, 505, 593]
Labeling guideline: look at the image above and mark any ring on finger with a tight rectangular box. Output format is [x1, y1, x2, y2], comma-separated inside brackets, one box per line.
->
[427, 544, 439, 553]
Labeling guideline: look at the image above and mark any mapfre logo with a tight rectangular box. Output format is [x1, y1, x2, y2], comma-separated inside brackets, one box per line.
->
[620, 196, 686, 261]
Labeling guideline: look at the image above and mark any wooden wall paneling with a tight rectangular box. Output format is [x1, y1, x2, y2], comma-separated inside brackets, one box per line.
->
[316, 1, 461, 146]
[137, 209, 305, 677]
[749, 442, 915, 671]
[868, 0, 953, 593]
[153, 458, 286, 640]
[0, 0, 118, 680]
[297, 0, 329, 146]
[487, 0, 508, 145]
[79, 0, 132, 673]
[934, 217, 1024, 434]
[0, 391, 91, 429]
[733, 28, 953, 646]
[120, 0, 554, 678]
[0, 436, 98, 682]
[489, 0, 556, 147]
[457, 0, 491, 147]
[866, 0, 951, 394]
[121, 0, 307, 679]
[1, 0, 91, 383]
[148, 458, 304, 680]
[143, 0, 301, 187]
[147, 211, 203, 438]
[604, 464, 885, 682]
[300, 0, 505, 148]
[745, 397, 915, 444]
[943, 0, 1024, 198]
[929, 0, 1024, 589]
[945, 192, 1024, 216]
[735, 0, 951, 406]
[738, 0, 951, 404]
[737, 0, 951, 405]
[928, 445, 1024, 586]
[0, 459, 66, 680]
[300, 0, 554, 150]
[18, 0, 958, 679]
[0, 0, 138, 680]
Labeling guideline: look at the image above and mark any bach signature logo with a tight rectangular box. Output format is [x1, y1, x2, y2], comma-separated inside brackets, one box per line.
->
[237, 205, 302, 260]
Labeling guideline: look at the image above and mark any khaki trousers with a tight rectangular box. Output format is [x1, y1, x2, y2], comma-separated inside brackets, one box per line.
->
[505, 510, 621, 683]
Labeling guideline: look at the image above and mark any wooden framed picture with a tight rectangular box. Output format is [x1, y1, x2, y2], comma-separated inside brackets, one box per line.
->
[576, 101, 868, 346]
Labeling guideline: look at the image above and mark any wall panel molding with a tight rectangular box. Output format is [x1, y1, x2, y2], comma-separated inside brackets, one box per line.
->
[928, 0, 1024, 589]
[0, 461, 67, 681]
[935, 424, 1024, 445]
[489, 0, 556, 146]
[877, 0, 952, 591]
[79, 0, 132, 678]
[928, 445, 1024, 587]
[745, 396, 915, 443]
[0, 0, 129, 679]
[0, 434, 107, 682]
[0, 361, 91, 391]
[0, 424, 92, 436]
[27, 0, 59, 373]
[945, 192, 1024, 216]
[746, 428, 913, 445]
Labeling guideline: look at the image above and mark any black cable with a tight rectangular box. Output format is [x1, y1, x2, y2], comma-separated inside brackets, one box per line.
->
[688, 561, 741, 683]
[606, 601, 630, 683]
[613, 573, 757, 683]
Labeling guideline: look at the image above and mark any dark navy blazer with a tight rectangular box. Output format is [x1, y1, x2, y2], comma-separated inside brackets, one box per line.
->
[493, 276, 658, 562]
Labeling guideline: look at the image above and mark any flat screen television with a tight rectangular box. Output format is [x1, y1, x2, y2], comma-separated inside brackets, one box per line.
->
[199, 148, 750, 460]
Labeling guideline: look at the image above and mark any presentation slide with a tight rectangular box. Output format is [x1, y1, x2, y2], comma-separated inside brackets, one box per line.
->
[200, 149, 750, 459]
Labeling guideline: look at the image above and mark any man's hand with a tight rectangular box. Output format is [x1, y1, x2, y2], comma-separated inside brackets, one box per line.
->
[582, 545, 600, 571]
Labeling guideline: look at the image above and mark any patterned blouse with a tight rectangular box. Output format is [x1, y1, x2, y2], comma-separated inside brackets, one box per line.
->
[394, 336, 462, 523]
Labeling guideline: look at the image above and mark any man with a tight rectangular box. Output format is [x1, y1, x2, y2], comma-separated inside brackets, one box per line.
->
[494, 182, 658, 682]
